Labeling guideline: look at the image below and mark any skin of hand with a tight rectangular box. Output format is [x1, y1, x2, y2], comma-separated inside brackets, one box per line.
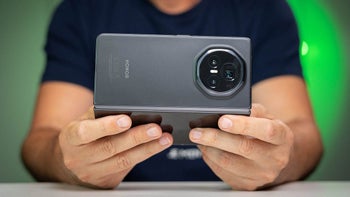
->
[57, 108, 173, 188]
[21, 82, 173, 189]
[22, 76, 322, 190]
[189, 76, 323, 191]
[190, 104, 292, 190]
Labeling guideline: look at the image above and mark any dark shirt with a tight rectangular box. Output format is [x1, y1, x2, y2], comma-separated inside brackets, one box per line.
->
[42, 0, 302, 181]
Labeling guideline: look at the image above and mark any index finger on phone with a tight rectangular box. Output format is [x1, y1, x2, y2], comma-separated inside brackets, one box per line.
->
[67, 115, 132, 146]
[218, 115, 286, 145]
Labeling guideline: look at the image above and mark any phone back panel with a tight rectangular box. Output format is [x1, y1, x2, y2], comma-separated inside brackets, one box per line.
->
[94, 34, 251, 144]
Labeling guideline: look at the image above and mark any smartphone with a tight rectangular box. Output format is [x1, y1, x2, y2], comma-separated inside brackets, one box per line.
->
[94, 33, 251, 145]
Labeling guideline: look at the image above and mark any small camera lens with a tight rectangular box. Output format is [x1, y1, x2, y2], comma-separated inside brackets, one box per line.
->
[208, 55, 220, 68]
[207, 76, 219, 89]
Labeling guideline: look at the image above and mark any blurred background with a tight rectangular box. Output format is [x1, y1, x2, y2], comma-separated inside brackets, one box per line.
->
[0, 0, 349, 182]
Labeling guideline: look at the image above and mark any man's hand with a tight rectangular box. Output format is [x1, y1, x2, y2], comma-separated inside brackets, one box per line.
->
[189, 104, 294, 191]
[58, 107, 173, 189]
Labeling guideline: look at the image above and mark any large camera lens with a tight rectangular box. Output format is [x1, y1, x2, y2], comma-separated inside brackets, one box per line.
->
[196, 48, 245, 97]
[222, 64, 235, 81]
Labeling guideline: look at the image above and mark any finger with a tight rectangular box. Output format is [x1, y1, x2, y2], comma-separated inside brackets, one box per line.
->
[199, 146, 275, 190]
[198, 146, 262, 191]
[250, 103, 274, 119]
[66, 115, 132, 146]
[85, 133, 173, 175]
[190, 128, 273, 160]
[218, 115, 287, 145]
[199, 146, 260, 177]
[80, 123, 164, 163]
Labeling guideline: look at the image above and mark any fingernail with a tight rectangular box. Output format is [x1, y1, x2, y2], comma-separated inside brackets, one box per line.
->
[191, 130, 202, 140]
[159, 136, 171, 146]
[220, 117, 232, 129]
[117, 116, 130, 128]
[147, 127, 159, 137]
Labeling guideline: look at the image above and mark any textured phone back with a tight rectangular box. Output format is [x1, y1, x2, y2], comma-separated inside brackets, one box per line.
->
[94, 34, 251, 113]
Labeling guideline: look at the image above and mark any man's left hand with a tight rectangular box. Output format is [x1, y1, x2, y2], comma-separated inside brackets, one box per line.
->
[189, 103, 294, 191]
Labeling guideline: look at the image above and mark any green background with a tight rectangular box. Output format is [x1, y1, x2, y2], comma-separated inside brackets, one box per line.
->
[0, 0, 349, 182]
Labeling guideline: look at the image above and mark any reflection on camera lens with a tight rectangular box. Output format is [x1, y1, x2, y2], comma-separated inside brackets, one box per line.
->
[208, 55, 220, 68]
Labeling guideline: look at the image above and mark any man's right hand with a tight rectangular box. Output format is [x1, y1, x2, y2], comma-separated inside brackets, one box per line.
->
[58, 107, 173, 188]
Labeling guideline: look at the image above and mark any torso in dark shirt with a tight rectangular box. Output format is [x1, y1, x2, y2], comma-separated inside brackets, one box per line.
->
[42, 0, 302, 181]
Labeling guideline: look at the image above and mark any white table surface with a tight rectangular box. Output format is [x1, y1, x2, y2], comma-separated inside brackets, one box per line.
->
[0, 181, 349, 197]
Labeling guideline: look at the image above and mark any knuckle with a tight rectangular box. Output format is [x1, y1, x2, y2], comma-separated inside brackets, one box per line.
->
[238, 137, 254, 156]
[233, 182, 258, 191]
[250, 107, 258, 117]
[130, 131, 142, 145]
[275, 119, 294, 144]
[260, 171, 277, 183]
[204, 129, 219, 145]
[63, 157, 77, 170]
[240, 118, 250, 135]
[275, 156, 289, 170]
[244, 184, 259, 191]
[285, 128, 295, 144]
[77, 172, 92, 184]
[76, 121, 89, 143]
[98, 119, 109, 134]
[143, 144, 154, 156]
[265, 121, 277, 141]
[115, 155, 132, 170]
[95, 181, 117, 189]
[100, 136, 117, 155]
[58, 130, 67, 146]
[61, 121, 79, 145]
[251, 103, 266, 117]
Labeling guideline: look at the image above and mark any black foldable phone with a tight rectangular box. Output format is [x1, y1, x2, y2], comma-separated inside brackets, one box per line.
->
[94, 34, 251, 144]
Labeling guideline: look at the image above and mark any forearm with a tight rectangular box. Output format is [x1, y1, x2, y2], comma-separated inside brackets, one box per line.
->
[21, 128, 71, 183]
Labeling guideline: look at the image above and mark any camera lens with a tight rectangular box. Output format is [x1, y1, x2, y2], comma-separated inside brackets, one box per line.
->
[207, 76, 219, 89]
[222, 64, 235, 81]
[208, 55, 220, 68]
[224, 69, 234, 80]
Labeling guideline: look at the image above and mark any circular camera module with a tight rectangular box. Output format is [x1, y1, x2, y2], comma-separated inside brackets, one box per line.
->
[196, 48, 245, 97]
